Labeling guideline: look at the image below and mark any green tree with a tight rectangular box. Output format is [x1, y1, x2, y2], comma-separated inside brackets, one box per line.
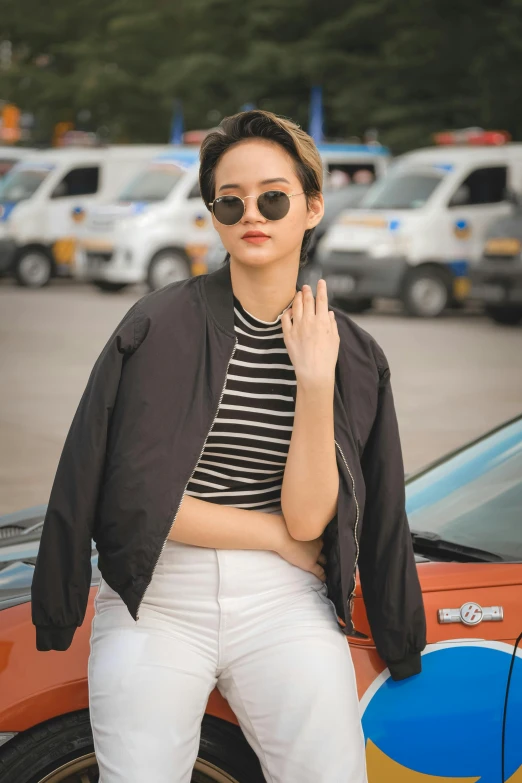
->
[1, 0, 522, 151]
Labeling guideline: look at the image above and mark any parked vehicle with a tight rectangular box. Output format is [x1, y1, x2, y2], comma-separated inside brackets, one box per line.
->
[0, 145, 174, 288]
[316, 131, 522, 316]
[74, 148, 200, 292]
[1, 415, 521, 781]
[470, 196, 522, 325]
[307, 182, 371, 261]
[0, 146, 38, 180]
[80, 143, 391, 293]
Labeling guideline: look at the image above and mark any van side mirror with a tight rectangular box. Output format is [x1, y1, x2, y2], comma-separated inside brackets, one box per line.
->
[448, 184, 470, 208]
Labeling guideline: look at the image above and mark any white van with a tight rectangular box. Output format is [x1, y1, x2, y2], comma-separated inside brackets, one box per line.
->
[315, 140, 522, 316]
[0, 145, 174, 287]
[78, 143, 391, 292]
[77, 163, 216, 291]
[0, 146, 39, 180]
[74, 148, 200, 291]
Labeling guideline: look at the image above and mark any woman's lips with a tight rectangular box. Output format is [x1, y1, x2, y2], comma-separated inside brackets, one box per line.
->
[242, 235, 270, 244]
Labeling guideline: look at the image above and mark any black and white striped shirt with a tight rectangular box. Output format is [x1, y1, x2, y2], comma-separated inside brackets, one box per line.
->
[185, 292, 297, 513]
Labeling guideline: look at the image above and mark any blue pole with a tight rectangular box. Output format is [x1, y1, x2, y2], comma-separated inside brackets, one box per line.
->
[309, 85, 324, 143]
[170, 100, 184, 144]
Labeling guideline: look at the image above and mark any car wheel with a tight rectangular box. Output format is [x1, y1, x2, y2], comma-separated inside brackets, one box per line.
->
[484, 304, 522, 326]
[332, 297, 373, 314]
[92, 281, 129, 294]
[14, 249, 52, 288]
[0, 712, 264, 783]
[402, 267, 451, 317]
[147, 249, 190, 291]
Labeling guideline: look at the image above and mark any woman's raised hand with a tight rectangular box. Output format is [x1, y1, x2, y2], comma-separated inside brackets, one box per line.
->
[281, 280, 340, 388]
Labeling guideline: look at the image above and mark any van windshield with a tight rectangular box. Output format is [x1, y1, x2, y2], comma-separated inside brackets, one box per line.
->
[360, 168, 445, 209]
[119, 165, 183, 202]
[0, 167, 51, 203]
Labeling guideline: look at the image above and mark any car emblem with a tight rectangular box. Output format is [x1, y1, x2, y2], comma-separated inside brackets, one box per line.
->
[460, 602, 483, 625]
[438, 602, 504, 625]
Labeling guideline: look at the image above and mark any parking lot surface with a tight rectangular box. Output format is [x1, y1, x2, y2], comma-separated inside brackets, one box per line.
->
[1, 280, 521, 513]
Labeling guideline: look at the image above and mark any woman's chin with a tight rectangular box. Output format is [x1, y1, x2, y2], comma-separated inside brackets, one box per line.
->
[230, 246, 278, 267]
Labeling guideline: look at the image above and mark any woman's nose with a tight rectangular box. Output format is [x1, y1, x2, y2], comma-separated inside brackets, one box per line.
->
[242, 195, 264, 221]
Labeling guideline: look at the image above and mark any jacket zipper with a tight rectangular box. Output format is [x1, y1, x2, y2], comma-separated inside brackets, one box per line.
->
[334, 439, 360, 624]
[136, 337, 239, 621]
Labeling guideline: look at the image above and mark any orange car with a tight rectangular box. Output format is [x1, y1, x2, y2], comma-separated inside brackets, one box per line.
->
[1, 416, 521, 782]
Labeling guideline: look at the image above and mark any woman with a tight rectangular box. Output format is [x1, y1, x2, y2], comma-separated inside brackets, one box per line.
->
[32, 110, 426, 782]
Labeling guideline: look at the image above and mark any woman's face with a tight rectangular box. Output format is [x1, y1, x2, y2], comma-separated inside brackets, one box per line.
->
[211, 138, 323, 269]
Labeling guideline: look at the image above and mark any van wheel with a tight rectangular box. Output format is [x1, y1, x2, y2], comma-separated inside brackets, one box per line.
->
[92, 281, 129, 293]
[484, 304, 522, 326]
[14, 249, 52, 288]
[0, 711, 264, 783]
[147, 249, 190, 291]
[402, 267, 450, 317]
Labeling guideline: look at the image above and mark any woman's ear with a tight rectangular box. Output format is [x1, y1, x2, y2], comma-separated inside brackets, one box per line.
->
[306, 193, 324, 230]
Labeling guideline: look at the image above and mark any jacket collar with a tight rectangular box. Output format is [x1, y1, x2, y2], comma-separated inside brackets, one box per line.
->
[204, 261, 303, 337]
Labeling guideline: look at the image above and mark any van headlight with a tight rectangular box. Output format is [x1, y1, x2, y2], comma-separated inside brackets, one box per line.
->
[369, 241, 397, 259]
[369, 238, 410, 259]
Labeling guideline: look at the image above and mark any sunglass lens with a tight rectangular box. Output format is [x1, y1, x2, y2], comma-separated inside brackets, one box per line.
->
[213, 195, 244, 225]
[258, 190, 291, 221]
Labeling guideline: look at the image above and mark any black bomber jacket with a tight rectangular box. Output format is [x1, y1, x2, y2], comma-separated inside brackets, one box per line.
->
[31, 262, 427, 681]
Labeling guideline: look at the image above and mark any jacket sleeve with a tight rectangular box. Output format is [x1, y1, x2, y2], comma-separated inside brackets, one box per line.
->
[31, 301, 150, 652]
[358, 345, 427, 681]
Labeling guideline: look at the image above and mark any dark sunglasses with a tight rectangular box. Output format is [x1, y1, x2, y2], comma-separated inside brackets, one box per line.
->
[208, 190, 305, 226]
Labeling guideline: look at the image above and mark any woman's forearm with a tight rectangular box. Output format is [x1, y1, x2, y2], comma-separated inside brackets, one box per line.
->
[281, 379, 339, 541]
[168, 494, 288, 552]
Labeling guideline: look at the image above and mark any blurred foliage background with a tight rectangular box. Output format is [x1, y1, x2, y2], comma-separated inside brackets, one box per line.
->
[1, 0, 522, 151]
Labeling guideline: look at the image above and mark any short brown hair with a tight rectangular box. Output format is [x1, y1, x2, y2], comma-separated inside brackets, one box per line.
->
[199, 109, 323, 267]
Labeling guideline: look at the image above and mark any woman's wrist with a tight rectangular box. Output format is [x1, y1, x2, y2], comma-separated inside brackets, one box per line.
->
[295, 374, 335, 396]
[254, 510, 290, 554]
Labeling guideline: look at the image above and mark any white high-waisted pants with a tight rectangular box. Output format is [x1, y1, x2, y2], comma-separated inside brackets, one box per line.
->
[88, 539, 368, 783]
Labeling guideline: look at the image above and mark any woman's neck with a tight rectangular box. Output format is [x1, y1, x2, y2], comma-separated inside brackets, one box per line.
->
[229, 259, 299, 322]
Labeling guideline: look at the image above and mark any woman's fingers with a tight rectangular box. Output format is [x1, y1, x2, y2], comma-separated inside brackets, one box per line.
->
[280, 307, 292, 333]
[295, 281, 332, 324]
[302, 284, 316, 317]
[315, 278, 329, 318]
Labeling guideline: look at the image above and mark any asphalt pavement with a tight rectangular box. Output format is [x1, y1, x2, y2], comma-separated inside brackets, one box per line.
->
[1, 279, 521, 514]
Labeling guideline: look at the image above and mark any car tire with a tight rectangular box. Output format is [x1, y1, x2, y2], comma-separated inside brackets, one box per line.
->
[92, 281, 129, 293]
[332, 297, 373, 314]
[402, 266, 451, 318]
[14, 249, 53, 289]
[147, 249, 190, 291]
[484, 304, 522, 326]
[0, 711, 264, 783]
